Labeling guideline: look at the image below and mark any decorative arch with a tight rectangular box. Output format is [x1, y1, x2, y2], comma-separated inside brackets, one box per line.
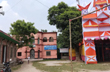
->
[30, 49, 35, 59]
[49, 37, 54, 42]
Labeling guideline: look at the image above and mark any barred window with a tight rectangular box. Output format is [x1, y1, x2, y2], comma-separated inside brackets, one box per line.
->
[46, 51, 51, 56]
[18, 52, 22, 56]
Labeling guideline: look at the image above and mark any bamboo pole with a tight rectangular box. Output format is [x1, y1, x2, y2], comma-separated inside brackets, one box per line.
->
[69, 19, 73, 72]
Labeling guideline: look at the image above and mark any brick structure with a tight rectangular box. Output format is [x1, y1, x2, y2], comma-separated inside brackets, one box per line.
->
[0, 30, 19, 67]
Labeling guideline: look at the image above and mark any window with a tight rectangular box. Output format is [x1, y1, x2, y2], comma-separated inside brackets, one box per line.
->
[14, 48, 16, 57]
[38, 37, 40, 44]
[18, 52, 22, 56]
[43, 37, 47, 42]
[32, 37, 35, 44]
[46, 51, 51, 56]
[49, 37, 54, 42]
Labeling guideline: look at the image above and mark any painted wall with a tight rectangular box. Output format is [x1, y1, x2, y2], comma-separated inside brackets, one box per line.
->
[17, 32, 57, 59]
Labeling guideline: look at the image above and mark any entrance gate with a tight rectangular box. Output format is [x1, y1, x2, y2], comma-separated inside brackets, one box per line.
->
[30, 49, 35, 59]
[95, 40, 110, 62]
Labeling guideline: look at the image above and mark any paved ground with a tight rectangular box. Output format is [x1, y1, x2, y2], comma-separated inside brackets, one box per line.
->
[13, 62, 43, 72]
[22, 59, 43, 61]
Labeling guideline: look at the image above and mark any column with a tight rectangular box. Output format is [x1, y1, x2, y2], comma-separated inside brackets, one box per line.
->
[84, 40, 97, 64]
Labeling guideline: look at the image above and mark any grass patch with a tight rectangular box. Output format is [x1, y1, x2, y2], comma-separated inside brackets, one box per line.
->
[33, 61, 71, 72]
[32, 61, 110, 72]
[11, 64, 21, 71]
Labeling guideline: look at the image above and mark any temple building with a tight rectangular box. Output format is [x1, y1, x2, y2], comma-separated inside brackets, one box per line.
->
[78, 0, 110, 64]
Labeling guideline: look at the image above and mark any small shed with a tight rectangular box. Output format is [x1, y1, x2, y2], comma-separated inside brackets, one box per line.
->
[59, 48, 69, 59]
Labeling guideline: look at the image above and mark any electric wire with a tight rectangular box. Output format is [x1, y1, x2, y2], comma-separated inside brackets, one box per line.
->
[34, 0, 49, 8]
[6, 0, 22, 12]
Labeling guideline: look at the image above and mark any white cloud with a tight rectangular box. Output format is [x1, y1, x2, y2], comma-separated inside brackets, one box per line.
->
[0, 0, 28, 33]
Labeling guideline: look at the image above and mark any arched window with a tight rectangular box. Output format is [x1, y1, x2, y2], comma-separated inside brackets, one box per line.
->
[49, 37, 54, 42]
[38, 37, 40, 44]
[43, 37, 47, 42]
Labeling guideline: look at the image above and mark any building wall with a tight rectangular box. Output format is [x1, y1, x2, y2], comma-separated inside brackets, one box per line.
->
[17, 32, 57, 59]
[0, 37, 17, 65]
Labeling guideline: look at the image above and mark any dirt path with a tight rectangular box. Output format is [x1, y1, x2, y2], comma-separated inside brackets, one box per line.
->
[13, 62, 43, 72]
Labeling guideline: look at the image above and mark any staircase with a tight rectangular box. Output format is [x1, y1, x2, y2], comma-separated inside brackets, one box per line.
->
[0, 64, 3, 71]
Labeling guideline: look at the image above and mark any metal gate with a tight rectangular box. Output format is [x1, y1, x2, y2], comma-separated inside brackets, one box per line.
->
[30, 49, 35, 59]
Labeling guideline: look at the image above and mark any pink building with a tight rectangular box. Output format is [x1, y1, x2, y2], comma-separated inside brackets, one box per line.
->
[17, 32, 57, 59]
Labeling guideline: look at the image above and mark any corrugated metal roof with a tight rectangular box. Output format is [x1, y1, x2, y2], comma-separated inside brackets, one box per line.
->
[0, 30, 19, 44]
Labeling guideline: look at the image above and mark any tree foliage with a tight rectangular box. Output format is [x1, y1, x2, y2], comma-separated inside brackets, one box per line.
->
[48, 2, 82, 48]
[41, 29, 47, 32]
[10, 20, 38, 47]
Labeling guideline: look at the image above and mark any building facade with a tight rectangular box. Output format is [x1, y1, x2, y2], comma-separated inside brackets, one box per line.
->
[17, 32, 57, 59]
[78, 0, 110, 64]
[0, 30, 19, 65]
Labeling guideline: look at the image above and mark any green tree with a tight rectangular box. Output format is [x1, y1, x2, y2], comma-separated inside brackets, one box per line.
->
[48, 2, 82, 48]
[10, 20, 38, 47]
[41, 29, 47, 32]
[48, 2, 82, 61]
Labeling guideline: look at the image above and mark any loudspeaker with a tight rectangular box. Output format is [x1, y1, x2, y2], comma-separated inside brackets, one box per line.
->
[0, 11, 4, 15]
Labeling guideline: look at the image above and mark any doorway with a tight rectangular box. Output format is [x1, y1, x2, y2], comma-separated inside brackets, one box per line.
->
[38, 50, 40, 58]
[95, 40, 110, 62]
[30, 49, 35, 59]
[2, 45, 7, 63]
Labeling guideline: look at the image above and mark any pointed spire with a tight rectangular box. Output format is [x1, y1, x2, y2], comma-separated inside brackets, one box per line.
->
[77, 2, 91, 11]
[93, 0, 96, 7]
[108, 0, 110, 3]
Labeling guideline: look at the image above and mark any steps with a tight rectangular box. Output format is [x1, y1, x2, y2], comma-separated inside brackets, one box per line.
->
[0, 64, 3, 71]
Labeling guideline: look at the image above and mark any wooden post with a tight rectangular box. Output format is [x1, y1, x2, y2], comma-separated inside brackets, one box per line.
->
[69, 19, 73, 72]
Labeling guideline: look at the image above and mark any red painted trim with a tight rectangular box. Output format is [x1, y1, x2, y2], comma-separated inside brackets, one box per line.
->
[36, 44, 43, 46]
[25, 51, 42, 53]
[43, 44, 57, 46]
[37, 32, 57, 34]
[35, 39, 43, 40]
[35, 44, 57, 46]
[35, 51, 42, 52]
[87, 61, 97, 64]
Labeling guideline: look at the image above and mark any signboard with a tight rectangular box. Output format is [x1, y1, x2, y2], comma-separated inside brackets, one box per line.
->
[44, 45, 57, 50]
[60, 48, 69, 53]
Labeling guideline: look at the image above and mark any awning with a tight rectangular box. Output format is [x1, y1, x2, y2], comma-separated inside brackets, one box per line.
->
[0, 30, 19, 44]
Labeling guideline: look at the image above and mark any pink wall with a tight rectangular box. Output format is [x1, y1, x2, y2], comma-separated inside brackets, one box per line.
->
[17, 32, 57, 59]
[17, 46, 27, 59]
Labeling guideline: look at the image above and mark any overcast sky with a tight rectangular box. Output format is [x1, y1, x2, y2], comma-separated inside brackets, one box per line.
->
[0, 0, 93, 34]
